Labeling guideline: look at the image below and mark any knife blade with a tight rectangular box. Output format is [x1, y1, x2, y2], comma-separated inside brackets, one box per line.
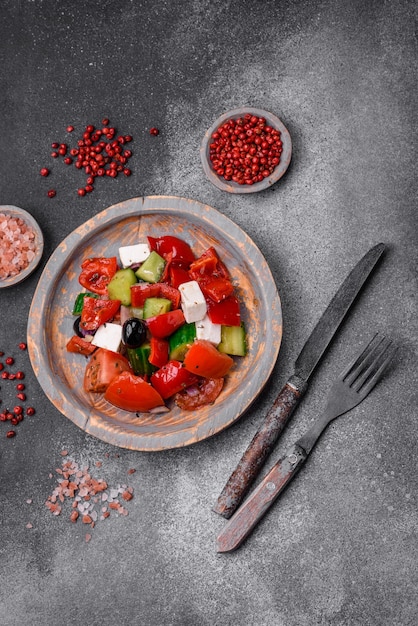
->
[213, 243, 385, 519]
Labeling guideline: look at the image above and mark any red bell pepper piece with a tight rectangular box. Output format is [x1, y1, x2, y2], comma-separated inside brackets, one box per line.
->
[66, 335, 96, 356]
[130, 283, 160, 307]
[150, 360, 200, 399]
[168, 266, 191, 289]
[130, 282, 181, 309]
[149, 337, 169, 368]
[189, 247, 230, 281]
[206, 295, 241, 326]
[80, 297, 121, 332]
[200, 277, 235, 303]
[148, 236, 196, 265]
[78, 257, 118, 295]
[146, 308, 186, 338]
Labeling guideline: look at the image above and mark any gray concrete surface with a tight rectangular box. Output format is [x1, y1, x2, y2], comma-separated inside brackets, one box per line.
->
[0, 1, 417, 625]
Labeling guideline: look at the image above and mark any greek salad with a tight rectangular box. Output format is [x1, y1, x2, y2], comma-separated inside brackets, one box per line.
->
[66, 235, 247, 413]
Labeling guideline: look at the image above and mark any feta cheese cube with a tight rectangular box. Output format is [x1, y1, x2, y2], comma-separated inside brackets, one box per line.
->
[179, 280, 207, 323]
[91, 322, 122, 353]
[195, 315, 222, 345]
[118, 243, 150, 268]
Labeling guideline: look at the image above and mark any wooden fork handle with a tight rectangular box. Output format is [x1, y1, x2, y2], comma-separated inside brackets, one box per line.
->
[213, 376, 308, 519]
[216, 443, 308, 552]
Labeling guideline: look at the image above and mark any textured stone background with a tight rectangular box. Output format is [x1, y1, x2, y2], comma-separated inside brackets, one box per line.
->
[0, 1, 417, 625]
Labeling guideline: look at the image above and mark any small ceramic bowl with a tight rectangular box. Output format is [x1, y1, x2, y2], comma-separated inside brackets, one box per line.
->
[200, 107, 292, 193]
[0, 205, 44, 288]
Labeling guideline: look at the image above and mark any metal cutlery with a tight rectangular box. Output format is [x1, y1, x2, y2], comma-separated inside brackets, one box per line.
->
[216, 334, 396, 552]
[213, 243, 386, 519]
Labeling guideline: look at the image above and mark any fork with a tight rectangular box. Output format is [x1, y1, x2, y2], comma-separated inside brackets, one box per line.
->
[216, 334, 396, 552]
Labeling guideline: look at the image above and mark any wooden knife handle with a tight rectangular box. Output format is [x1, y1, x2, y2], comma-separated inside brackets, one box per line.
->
[216, 443, 308, 553]
[213, 375, 307, 519]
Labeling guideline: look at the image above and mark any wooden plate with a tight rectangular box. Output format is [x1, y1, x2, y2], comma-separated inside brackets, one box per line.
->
[200, 107, 292, 193]
[0, 205, 44, 288]
[27, 196, 282, 451]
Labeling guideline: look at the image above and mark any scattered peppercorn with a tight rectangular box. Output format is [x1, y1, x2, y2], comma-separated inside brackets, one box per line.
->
[41, 119, 134, 199]
[149, 127, 159, 136]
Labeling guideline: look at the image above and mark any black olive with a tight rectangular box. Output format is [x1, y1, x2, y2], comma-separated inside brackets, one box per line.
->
[73, 316, 83, 337]
[122, 318, 147, 348]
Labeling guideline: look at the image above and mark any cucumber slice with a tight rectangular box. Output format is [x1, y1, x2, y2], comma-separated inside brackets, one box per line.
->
[143, 297, 172, 319]
[218, 323, 247, 356]
[107, 268, 137, 306]
[126, 344, 156, 376]
[169, 323, 196, 360]
[135, 251, 166, 283]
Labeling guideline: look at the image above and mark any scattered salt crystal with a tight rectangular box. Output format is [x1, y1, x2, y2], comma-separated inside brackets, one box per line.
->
[26, 499, 33, 504]
[26, 522, 33, 529]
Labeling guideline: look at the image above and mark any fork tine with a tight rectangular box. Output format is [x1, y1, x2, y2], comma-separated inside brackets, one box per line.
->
[359, 344, 397, 396]
[341, 333, 382, 384]
[351, 337, 392, 391]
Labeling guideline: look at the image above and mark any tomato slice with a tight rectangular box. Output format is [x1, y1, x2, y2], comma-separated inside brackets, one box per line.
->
[150, 360, 200, 399]
[148, 236, 195, 265]
[83, 348, 131, 393]
[183, 339, 234, 378]
[104, 371, 165, 412]
[200, 277, 235, 303]
[149, 337, 169, 368]
[175, 377, 224, 410]
[189, 247, 230, 281]
[66, 335, 97, 356]
[80, 297, 121, 332]
[206, 295, 241, 326]
[79, 257, 118, 295]
[146, 308, 185, 338]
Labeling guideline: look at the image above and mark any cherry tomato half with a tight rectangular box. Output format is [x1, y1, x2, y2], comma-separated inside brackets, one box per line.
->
[104, 371, 165, 412]
[183, 340, 234, 379]
[84, 348, 131, 393]
[175, 377, 224, 410]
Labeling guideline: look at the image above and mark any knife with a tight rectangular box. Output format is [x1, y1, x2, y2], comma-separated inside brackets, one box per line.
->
[213, 243, 385, 519]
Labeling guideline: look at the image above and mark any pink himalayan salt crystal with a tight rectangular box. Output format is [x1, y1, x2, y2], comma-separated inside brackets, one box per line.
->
[0, 212, 37, 280]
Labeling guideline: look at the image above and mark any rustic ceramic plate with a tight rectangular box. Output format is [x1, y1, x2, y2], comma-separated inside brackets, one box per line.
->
[0, 205, 44, 288]
[200, 107, 292, 193]
[28, 196, 282, 451]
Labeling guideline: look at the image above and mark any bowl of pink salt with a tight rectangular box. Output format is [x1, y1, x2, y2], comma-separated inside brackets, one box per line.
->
[0, 206, 44, 288]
